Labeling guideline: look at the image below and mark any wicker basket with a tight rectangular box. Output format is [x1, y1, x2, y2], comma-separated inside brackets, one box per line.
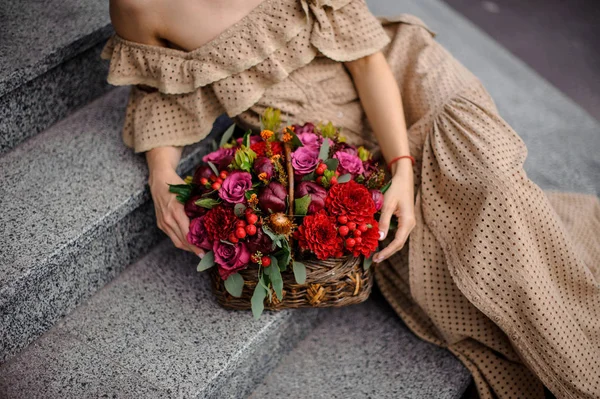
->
[209, 255, 373, 310]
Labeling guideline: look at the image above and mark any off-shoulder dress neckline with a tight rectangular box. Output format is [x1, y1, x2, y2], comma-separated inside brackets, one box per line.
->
[109, 0, 276, 58]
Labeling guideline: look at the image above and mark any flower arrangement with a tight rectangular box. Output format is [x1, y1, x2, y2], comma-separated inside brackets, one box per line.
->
[169, 108, 389, 318]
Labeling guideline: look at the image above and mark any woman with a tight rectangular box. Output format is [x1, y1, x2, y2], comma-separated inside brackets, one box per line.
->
[101, 0, 600, 397]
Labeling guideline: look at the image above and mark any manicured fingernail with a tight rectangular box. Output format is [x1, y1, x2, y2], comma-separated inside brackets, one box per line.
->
[197, 252, 204, 259]
[374, 255, 381, 263]
[378, 231, 385, 240]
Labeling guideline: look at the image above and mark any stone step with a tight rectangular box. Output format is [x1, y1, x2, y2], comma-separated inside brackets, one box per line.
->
[0, 0, 114, 154]
[0, 86, 231, 363]
[0, 239, 322, 398]
[249, 294, 471, 399]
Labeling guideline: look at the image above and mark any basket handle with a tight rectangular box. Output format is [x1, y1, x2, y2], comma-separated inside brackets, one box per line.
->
[283, 142, 294, 218]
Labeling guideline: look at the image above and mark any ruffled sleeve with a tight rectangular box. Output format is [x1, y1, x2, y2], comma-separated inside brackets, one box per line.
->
[99, 0, 391, 153]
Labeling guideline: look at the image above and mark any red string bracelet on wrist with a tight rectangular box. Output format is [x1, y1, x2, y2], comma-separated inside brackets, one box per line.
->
[387, 155, 415, 170]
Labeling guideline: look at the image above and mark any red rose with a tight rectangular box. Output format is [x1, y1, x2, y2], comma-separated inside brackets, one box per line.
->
[251, 141, 283, 157]
[297, 210, 343, 260]
[325, 180, 376, 223]
[350, 219, 379, 257]
[204, 205, 237, 241]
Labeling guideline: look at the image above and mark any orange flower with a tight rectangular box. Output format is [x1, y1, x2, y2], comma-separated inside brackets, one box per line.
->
[258, 172, 268, 182]
[260, 130, 274, 140]
[283, 132, 292, 142]
[248, 193, 259, 206]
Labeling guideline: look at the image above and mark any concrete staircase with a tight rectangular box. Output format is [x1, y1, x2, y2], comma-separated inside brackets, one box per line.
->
[1, 0, 598, 397]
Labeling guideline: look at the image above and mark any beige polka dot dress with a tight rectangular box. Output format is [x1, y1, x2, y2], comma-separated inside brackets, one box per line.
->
[100, 0, 600, 397]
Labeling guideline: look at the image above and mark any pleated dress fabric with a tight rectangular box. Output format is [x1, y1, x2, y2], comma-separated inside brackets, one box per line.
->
[100, 0, 600, 397]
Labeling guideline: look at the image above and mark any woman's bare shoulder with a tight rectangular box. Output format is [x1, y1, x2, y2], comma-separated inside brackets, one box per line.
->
[109, 0, 169, 47]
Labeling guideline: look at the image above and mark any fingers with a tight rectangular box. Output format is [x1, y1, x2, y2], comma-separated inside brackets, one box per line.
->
[173, 207, 206, 258]
[378, 202, 395, 241]
[373, 215, 415, 263]
[157, 206, 205, 258]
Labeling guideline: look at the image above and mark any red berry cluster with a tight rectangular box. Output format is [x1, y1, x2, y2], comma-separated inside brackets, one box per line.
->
[315, 162, 340, 187]
[229, 209, 259, 243]
[200, 170, 229, 191]
[337, 215, 369, 249]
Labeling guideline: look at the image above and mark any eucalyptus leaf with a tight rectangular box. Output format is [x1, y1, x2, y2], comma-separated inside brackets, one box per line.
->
[381, 180, 392, 194]
[194, 198, 221, 209]
[337, 174, 352, 184]
[286, 128, 304, 148]
[318, 136, 330, 161]
[251, 283, 267, 319]
[363, 255, 374, 271]
[302, 171, 317, 182]
[234, 203, 246, 217]
[224, 273, 244, 297]
[211, 139, 218, 152]
[292, 261, 307, 284]
[274, 246, 291, 272]
[219, 123, 237, 147]
[294, 194, 311, 216]
[267, 256, 283, 300]
[324, 158, 339, 171]
[207, 161, 219, 176]
[197, 251, 215, 272]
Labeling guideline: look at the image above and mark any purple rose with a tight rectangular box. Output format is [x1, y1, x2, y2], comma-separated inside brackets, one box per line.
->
[214, 241, 251, 280]
[291, 146, 319, 177]
[334, 151, 365, 177]
[219, 171, 252, 204]
[187, 216, 212, 250]
[332, 142, 358, 156]
[246, 227, 274, 254]
[296, 133, 321, 151]
[293, 122, 316, 135]
[236, 135, 262, 146]
[296, 181, 327, 214]
[185, 195, 207, 218]
[202, 147, 236, 170]
[258, 182, 288, 214]
[253, 156, 274, 181]
[370, 189, 384, 211]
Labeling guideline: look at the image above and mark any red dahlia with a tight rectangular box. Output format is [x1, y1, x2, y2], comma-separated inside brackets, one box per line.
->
[325, 180, 376, 223]
[204, 205, 237, 241]
[251, 141, 283, 157]
[350, 219, 380, 257]
[297, 210, 343, 260]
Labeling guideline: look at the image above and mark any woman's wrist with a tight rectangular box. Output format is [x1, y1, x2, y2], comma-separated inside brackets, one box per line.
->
[390, 157, 413, 178]
[145, 146, 183, 184]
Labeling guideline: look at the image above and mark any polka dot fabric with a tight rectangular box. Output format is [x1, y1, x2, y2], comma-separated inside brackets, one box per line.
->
[99, 1, 600, 397]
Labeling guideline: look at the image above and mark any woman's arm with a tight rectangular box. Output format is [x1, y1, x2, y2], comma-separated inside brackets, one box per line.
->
[344, 51, 416, 263]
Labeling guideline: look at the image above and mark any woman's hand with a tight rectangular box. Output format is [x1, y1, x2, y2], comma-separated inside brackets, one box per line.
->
[374, 161, 415, 263]
[148, 168, 206, 258]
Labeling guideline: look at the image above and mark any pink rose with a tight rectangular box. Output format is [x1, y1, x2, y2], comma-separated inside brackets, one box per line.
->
[293, 122, 316, 135]
[334, 151, 364, 177]
[296, 181, 327, 214]
[187, 216, 212, 250]
[214, 241, 251, 280]
[219, 171, 252, 204]
[202, 148, 236, 170]
[291, 147, 319, 177]
[296, 132, 321, 151]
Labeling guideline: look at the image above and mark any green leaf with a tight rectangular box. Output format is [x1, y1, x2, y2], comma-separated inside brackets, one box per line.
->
[219, 123, 237, 147]
[381, 180, 392, 194]
[234, 203, 246, 218]
[285, 127, 304, 148]
[363, 255, 374, 271]
[207, 161, 219, 176]
[302, 171, 317, 182]
[292, 261, 307, 284]
[197, 251, 215, 272]
[211, 139, 218, 152]
[245, 190, 257, 200]
[274, 245, 291, 272]
[243, 129, 252, 148]
[251, 283, 267, 319]
[318, 136, 330, 161]
[324, 158, 339, 171]
[337, 174, 352, 183]
[294, 194, 311, 216]
[194, 198, 221, 209]
[224, 273, 244, 297]
[168, 184, 192, 204]
[262, 225, 283, 243]
[267, 257, 283, 300]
